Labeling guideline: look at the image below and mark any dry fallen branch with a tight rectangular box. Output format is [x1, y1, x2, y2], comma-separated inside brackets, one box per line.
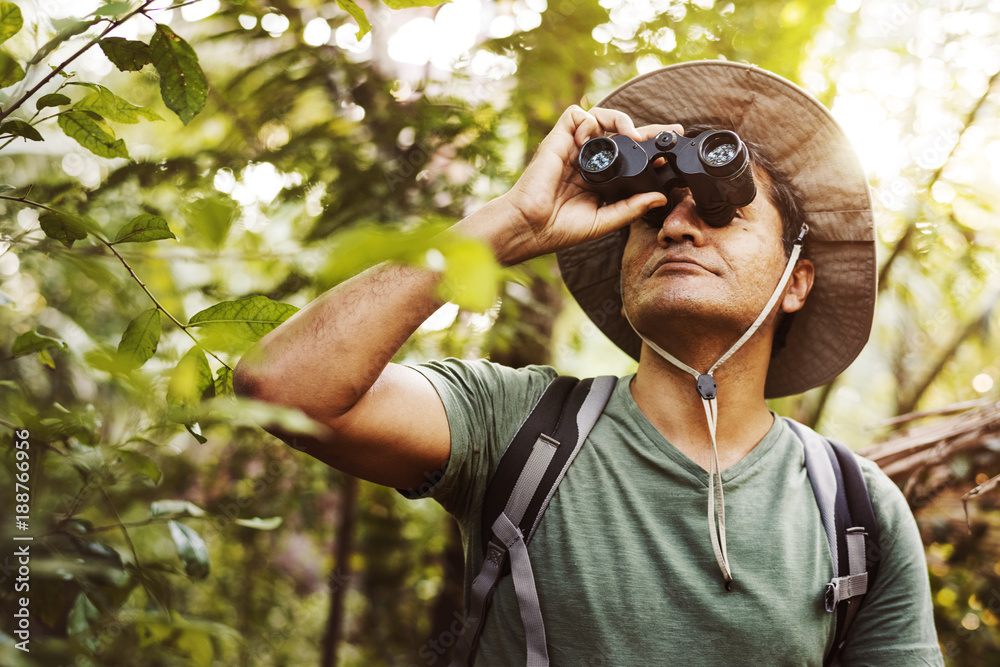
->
[963, 473, 1000, 531]
[859, 399, 1000, 515]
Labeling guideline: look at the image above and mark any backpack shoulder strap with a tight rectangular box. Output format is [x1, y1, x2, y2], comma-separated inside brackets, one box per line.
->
[451, 375, 617, 667]
[783, 417, 881, 666]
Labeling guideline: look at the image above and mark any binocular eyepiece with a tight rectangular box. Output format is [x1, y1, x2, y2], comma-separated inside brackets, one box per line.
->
[578, 129, 756, 227]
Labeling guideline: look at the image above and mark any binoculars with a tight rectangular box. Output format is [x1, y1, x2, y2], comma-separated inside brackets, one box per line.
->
[577, 129, 756, 227]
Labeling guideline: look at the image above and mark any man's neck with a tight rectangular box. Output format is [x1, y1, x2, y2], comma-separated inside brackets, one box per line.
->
[629, 336, 776, 471]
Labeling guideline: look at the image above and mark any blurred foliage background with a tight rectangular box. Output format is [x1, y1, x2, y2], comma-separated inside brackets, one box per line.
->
[0, 0, 998, 664]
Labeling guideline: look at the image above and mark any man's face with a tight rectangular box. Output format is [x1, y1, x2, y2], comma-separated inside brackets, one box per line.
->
[620, 175, 799, 340]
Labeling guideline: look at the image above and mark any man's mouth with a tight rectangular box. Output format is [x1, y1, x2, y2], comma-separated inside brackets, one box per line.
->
[651, 255, 714, 275]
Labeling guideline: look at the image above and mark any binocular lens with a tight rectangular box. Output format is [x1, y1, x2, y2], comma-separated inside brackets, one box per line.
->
[585, 148, 616, 172]
[579, 136, 620, 183]
[703, 142, 737, 167]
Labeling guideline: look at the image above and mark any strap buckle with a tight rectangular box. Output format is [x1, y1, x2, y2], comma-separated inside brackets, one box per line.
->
[824, 581, 839, 613]
[794, 223, 809, 245]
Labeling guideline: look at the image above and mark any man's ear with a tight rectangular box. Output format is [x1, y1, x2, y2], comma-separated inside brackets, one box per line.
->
[781, 258, 814, 314]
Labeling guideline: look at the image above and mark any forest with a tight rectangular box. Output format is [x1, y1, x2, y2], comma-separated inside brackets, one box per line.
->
[0, 0, 998, 664]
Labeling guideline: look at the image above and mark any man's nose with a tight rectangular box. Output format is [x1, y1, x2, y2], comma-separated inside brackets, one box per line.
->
[656, 190, 707, 246]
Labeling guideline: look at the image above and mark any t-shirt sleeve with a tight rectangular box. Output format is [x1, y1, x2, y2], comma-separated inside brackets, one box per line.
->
[398, 358, 558, 526]
[836, 456, 944, 666]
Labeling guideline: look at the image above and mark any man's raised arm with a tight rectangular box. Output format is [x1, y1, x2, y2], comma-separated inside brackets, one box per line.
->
[233, 106, 671, 490]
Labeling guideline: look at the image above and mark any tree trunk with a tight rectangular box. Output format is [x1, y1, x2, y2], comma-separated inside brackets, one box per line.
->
[320, 473, 359, 667]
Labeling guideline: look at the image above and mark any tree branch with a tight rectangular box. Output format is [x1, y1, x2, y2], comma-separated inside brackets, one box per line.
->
[0, 0, 158, 124]
[877, 69, 1000, 292]
[896, 284, 1000, 416]
[100, 487, 168, 613]
[0, 194, 233, 371]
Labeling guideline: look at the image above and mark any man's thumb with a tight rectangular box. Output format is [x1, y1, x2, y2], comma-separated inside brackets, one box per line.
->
[600, 192, 668, 230]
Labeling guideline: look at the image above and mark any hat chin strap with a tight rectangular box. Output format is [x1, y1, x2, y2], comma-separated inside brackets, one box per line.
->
[622, 226, 807, 588]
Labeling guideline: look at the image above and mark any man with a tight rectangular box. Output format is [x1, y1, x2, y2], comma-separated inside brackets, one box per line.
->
[234, 61, 942, 664]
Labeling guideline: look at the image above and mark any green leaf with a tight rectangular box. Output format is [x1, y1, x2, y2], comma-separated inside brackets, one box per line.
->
[233, 516, 283, 530]
[99, 36, 152, 71]
[84, 345, 132, 374]
[136, 616, 175, 648]
[214, 366, 233, 397]
[175, 628, 214, 667]
[113, 213, 177, 244]
[150, 24, 207, 125]
[67, 593, 100, 637]
[188, 296, 298, 355]
[28, 20, 92, 65]
[150, 499, 206, 518]
[167, 520, 210, 580]
[435, 237, 501, 312]
[116, 307, 161, 370]
[0, 49, 24, 88]
[181, 194, 237, 249]
[57, 110, 129, 159]
[93, 1, 133, 17]
[207, 397, 329, 439]
[0, 2, 22, 46]
[185, 423, 208, 444]
[39, 210, 89, 248]
[13, 330, 67, 356]
[37, 92, 71, 109]
[380, 0, 450, 8]
[0, 119, 42, 141]
[167, 346, 214, 422]
[38, 348, 55, 369]
[335, 0, 371, 39]
[115, 449, 162, 484]
[74, 85, 162, 124]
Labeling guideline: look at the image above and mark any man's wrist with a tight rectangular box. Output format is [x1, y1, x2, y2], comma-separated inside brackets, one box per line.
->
[452, 193, 535, 267]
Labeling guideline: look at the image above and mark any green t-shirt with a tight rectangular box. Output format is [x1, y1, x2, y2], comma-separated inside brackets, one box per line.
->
[407, 358, 942, 666]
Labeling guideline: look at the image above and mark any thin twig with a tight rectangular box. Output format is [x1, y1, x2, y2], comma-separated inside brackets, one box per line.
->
[82, 513, 220, 535]
[868, 398, 993, 430]
[78, 517, 160, 534]
[962, 473, 1000, 532]
[100, 487, 169, 614]
[102, 242, 233, 370]
[0, 0, 158, 124]
[0, 194, 233, 371]
[0, 193, 61, 214]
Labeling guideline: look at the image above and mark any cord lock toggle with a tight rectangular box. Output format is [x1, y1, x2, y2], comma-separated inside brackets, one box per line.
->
[696, 374, 718, 400]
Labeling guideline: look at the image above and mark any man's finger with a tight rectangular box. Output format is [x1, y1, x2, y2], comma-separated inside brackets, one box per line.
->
[589, 107, 640, 141]
[567, 106, 601, 148]
[594, 192, 668, 235]
[634, 123, 685, 141]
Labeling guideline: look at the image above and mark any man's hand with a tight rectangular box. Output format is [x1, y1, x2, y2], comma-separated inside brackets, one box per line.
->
[496, 105, 682, 264]
[235, 106, 684, 490]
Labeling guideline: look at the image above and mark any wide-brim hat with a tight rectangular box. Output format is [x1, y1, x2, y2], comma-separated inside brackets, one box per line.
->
[556, 61, 876, 398]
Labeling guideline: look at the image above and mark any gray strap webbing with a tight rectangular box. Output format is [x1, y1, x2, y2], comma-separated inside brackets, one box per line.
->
[786, 418, 840, 575]
[493, 512, 549, 667]
[450, 435, 558, 667]
[451, 541, 503, 667]
[451, 376, 615, 666]
[827, 529, 869, 610]
[784, 419, 869, 614]
[528, 376, 616, 541]
[506, 435, 560, 524]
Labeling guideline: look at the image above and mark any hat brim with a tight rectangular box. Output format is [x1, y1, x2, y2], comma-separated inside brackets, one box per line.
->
[556, 61, 876, 398]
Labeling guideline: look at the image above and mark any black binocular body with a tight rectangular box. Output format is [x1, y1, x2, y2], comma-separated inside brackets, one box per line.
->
[577, 129, 756, 228]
